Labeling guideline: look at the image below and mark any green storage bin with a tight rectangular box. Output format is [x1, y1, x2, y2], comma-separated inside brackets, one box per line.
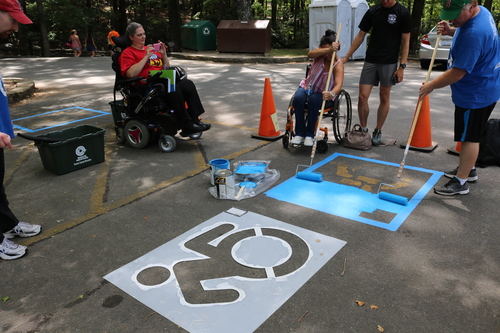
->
[34, 125, 105, 175]
[181, 20, 217, 51]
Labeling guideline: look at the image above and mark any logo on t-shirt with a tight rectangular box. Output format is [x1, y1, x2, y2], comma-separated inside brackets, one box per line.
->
[388, 14, 397, 24]
[149, 53, 163, 68]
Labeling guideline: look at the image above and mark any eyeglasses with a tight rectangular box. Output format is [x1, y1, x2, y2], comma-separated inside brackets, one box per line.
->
[135, 32, 146, 37]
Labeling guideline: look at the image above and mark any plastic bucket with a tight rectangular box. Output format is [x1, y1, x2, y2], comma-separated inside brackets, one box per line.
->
[209, 158, 230, 185]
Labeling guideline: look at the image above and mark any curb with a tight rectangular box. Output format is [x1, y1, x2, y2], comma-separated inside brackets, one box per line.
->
[5, 78, 35, 104]
[170, 52, 309, 64]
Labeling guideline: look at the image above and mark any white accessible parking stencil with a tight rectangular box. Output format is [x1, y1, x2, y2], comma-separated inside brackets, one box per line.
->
[104, 208, 347, 333]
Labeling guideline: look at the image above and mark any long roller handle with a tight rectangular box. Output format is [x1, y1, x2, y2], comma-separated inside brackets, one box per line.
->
[397, 33, 442, 182]
[310, 23, 342, 164]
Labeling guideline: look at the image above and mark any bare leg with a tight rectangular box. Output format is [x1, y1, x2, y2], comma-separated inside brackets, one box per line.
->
[358, 84, 373, 128]
[376, 85, 392, 130]
[456, 141, 479, 179]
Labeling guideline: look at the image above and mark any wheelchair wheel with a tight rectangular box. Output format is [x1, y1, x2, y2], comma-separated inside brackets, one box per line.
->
[333, 89, 352, 144]
[158, 134, 176, 152]
[282, 133, 289, 149]
[124, 119, 150, 149]
[115, 126, 125, 144]
[317, 140, 329, 153]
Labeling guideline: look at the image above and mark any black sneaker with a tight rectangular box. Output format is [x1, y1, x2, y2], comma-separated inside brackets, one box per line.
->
[434, 177, 469, 196]
[444, 167, 478, 182]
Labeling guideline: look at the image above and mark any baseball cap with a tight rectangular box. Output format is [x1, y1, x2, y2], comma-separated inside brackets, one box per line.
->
[440, 0, 469, 20]
[0, 0, 33, 24]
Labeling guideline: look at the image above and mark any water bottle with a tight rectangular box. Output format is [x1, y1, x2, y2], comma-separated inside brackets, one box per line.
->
[306, 84, 312, 97]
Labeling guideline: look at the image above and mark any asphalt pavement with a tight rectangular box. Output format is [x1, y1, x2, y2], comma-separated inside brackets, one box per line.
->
[1, 53, 499, 333]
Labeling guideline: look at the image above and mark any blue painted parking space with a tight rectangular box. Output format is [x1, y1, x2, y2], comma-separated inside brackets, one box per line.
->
[266, 153, 443, 231]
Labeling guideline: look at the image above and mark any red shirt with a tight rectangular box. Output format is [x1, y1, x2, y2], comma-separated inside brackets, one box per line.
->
[119, 46, 164, 79]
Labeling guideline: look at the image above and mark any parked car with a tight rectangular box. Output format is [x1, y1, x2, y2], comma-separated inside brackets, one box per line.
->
[419, 25, 453, 69]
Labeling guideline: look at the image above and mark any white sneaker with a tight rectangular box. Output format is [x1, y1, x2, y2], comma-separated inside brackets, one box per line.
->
[291, 136, 304, 145]
[0, 238, 27, 260]
[304, 137, 314, 146]
[3, 222, 41, 239]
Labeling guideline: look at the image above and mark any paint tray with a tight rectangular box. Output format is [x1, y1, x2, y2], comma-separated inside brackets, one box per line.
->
[234, 160, 269, 182]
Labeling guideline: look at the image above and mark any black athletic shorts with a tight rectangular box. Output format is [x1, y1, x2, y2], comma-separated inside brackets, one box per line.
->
[454, 103, 496, 142]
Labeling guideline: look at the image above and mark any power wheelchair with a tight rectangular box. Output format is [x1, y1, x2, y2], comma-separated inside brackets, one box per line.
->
[109, 36, 201, 153]
[282, 64, 352, 153]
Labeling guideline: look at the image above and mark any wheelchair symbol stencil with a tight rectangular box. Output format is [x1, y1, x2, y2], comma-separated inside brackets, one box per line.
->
[105, 209, 346, 333]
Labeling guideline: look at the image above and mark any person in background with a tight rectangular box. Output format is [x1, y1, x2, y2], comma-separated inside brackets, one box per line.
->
[85, 33, 96, 57]
[419, 0, 500, 195]
[0, 0, 42, 260]
[69, 29, 82, 57]
[107, 26, 120, 57]
[290, 30, 343, 146]
[341, 0, 411, 145]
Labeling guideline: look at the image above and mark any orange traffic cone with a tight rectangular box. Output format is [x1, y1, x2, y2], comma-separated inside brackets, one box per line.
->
[251, 78, 283, 141]
[447, 141, 462, 155]
[400, 94, 438, 151]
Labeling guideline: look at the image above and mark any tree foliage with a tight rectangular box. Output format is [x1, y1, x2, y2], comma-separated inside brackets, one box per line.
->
[2, 0, 500, 56]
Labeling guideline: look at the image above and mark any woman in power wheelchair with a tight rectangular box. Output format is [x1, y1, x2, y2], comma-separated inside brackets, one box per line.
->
[113, 22, 210, 151]
[284, 29, 351, 152]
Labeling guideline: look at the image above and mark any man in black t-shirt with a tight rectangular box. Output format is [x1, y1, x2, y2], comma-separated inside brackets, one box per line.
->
[342, 0, 411, 145]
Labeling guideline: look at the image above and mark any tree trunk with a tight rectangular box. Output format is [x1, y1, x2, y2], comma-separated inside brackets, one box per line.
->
[237, 0, 253, 20]
[168, 0, 182, 51]
[410, 0, 425, 55]
[35, 0, 51, 56]
[483, 0, 493, 11]
[118, 0, 128, 35]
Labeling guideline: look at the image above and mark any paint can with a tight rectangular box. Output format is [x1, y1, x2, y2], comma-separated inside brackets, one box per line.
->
[209, 159, 230, 185]
[214, 169, 235, 199]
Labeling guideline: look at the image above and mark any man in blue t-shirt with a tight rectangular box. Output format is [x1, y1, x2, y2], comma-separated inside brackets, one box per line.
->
[342, 0, 411, 145]
[420, 0, 500, 196]
[0, 0, 42, 260]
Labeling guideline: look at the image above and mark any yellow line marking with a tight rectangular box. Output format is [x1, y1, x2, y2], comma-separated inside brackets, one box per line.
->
[18, 135, 271, 246]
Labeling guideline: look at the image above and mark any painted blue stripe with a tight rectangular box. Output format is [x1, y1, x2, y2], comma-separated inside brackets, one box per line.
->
[460, 109, 471, 142]
[12, 107, 110, 133]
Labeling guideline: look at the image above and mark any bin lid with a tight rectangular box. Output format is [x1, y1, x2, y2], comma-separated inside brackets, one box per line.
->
[181, 20, 215, 28]
[217, 20, 270, 30]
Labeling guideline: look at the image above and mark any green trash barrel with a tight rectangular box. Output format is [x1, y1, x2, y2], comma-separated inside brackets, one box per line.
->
[181, 20, 217, 51]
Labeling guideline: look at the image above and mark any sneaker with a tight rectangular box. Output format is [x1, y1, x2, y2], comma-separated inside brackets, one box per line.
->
[3, 222, 41, 239]
[372, 129, 382, 144]
[0, 238, 27, 260]
[434, 177, 470, 196]
[304, 137, 314, 146]
[291, 136, 304, 145]
[444, 167, 478, 182]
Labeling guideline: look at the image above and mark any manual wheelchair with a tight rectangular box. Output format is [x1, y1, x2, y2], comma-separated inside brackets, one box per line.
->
[282, 86, 352, 154]
[109, 36, 200, 153]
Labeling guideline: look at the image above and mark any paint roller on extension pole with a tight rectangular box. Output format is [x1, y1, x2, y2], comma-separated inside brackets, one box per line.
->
[296, 23, 342, 183]
[377, 33, 442, 206]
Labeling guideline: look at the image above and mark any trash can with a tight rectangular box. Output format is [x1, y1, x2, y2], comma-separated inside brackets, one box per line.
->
[181, 20, 217, 51]
[217, 20, 271, 54]
[34, 125, 106, 175]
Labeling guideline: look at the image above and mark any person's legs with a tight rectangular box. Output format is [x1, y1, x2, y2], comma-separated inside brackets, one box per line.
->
[177, 79, 206, 123]
[0, 149, 19, 240]
[305, 92, 323, 138]
[358, 84, 373, 128]
[291, 87, 307, 138]
[456, 141, 479, 179]
[376, 85, 392, 130]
